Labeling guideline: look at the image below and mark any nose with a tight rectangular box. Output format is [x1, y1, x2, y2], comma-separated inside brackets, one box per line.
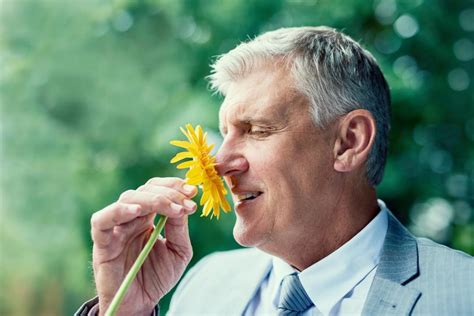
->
[215, 141, 249, 177]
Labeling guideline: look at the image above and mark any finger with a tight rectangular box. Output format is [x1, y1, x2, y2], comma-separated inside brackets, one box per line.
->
[162, 215, 192, 259]
[91, 203, 141, 246]
[136, 185, 197, 214]
[113, 213, 155, 241]
[118, 190, 187, 217]
[146, 177, 198, 198]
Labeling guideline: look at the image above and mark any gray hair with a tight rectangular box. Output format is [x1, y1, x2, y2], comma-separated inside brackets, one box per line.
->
[208, 26, 391, 186]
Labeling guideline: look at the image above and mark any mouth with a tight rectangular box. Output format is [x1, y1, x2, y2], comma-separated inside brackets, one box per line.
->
[235, 191, 263, 205]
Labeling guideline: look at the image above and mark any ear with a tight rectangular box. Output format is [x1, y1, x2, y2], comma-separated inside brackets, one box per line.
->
[333, 109, 376, 173]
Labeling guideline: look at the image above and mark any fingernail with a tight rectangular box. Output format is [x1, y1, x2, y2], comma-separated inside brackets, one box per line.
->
[183, 199, 196, 211]
[170, 203, 183, 214]
[184, 184, 195, 193]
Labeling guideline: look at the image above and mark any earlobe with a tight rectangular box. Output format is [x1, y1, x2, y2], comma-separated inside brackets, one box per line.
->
[332, 110, 376, 173]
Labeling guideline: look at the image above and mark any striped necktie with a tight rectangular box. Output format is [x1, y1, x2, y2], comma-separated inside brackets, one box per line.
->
[277, 273, 314, 315]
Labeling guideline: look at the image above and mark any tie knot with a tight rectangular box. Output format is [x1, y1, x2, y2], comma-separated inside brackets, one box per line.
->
[277, 273, 314, 315]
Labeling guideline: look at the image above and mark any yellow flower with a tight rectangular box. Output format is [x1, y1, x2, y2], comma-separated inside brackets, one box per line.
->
[170, 124, 231, 219]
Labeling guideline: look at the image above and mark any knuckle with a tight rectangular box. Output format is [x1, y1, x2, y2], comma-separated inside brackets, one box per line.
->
[111, 215, 120, 226]
[178, 248, 193, 264]
[134, 204, 142, 214]
[187, 250, 193, 263]
[111, 202, 125, 223]
[136, 185, 146, 191]
[146, 177, 160, 185]
[171, 178, 185, 188]
[167, 199, 182, 213]
[161, 185, 183, 199]
[90, 212, 101, 229]
[168, 189, 182, 202]
[119, 189, 134, 201]
[113, 201, 125, 212]
[147, 177, 184, 188]
[90, 213, 97, 228]
[151, 194, 165, 210]
[109, 201, 121, 212]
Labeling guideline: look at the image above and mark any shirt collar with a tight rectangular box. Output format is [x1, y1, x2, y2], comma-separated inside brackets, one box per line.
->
[270, 200, 389, 315]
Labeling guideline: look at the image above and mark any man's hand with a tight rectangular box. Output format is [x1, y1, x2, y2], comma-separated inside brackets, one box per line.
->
[90, 177, 197, 316]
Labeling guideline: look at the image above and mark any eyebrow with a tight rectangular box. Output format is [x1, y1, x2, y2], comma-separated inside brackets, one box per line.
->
[218, 99, 292, 135]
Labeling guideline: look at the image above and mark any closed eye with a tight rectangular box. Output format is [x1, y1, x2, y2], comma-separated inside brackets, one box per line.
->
[249, 129, 268, 135]
[248, 127, 272, 138]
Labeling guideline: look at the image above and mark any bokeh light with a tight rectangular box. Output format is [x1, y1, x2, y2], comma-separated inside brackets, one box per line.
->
[447, 68, 470, 91]
[394, 14, 419, 38]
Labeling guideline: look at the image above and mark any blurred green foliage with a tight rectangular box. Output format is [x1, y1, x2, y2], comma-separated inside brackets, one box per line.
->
[0, 0, 472, 314]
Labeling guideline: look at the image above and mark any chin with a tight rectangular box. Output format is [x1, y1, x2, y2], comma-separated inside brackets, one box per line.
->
[233, 224, 254, 247]
[232, 218, 267, 248]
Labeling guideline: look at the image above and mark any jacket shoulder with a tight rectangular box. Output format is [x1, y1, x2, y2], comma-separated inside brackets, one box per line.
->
[416, 237, 473, 268]
[414, 236, 473, 283]
[408, 237, 473, 314]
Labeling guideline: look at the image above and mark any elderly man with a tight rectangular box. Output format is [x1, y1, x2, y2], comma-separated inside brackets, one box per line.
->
[77, 26, 473, 316]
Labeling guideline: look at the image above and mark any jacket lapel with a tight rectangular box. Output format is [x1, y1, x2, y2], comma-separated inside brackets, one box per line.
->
[362, 211, 421, 315]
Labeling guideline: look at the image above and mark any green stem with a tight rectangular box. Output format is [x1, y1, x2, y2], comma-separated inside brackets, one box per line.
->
[105, 215, 168, 316]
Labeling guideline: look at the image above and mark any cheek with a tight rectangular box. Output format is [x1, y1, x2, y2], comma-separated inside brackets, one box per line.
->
[247, 142, 285, 178]
[277, 139, 334, 197]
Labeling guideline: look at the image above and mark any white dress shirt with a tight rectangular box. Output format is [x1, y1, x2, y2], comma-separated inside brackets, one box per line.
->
[244, 200, 389, 316]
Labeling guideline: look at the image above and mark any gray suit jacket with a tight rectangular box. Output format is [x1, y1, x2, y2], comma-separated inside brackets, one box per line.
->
[168, 211, 473, 315]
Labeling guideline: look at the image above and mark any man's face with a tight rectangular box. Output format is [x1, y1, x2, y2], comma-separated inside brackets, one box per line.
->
[216, 63, 339, 252]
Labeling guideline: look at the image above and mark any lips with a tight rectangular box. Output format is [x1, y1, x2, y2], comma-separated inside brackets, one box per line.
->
[232, 190, 263, 209]
[236, 192, 262, 201]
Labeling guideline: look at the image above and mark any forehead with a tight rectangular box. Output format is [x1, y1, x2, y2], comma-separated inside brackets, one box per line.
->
[218, 64, 307, 127]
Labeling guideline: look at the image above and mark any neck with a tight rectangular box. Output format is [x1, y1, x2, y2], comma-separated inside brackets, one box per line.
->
[260, 183, 379, 271]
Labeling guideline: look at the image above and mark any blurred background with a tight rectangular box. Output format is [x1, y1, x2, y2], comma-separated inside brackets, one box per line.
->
[0, 0, 473, 314]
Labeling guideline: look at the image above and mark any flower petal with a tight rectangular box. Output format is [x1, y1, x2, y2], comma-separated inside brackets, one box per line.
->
[170, 124, 231, 220]
[180, 126, 189, 138]
[202, 200, 212, 217]
[207, 143, 214, 153]
[187, 167, 202, 179]
[200, 190, 210, 206]
[221, 196, 231, 212]
[198, 127, 204, 144]
[186, 124, 199, 144]
[170, 151, 194, 163]
[177, 160, 196, 169]
[187, 177, 202, 186]
[170, 140, 192, 149]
